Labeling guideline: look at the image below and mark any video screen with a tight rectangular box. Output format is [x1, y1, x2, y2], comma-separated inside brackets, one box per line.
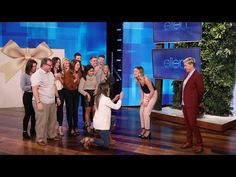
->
[152, 47, 201, 81]
[153, 22, 202, 43]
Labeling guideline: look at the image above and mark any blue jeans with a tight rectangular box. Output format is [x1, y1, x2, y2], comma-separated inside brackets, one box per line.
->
[93, 130, 110, 148]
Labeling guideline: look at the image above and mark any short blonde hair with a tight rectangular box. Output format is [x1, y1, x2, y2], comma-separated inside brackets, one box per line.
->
[183, 57, 196, 66]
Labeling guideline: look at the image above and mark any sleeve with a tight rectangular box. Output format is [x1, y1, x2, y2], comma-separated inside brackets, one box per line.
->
[78, 78, 87, 96]
[20, 74, 31, 91]
[179, 83, 183, 104]
[195, 73, 204, 103]
[31, 73, 40, 87]
[105, 98, 122, 110]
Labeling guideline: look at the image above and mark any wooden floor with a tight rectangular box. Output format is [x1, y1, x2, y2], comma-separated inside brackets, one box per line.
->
[1, 106, 236, 155]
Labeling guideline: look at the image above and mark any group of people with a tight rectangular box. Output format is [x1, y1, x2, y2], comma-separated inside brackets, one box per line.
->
[20, 53, 204, 153]
[20, 53, 121, 148]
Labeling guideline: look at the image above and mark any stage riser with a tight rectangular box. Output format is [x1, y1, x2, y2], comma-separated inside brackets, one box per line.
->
[151, 112, 236, 132]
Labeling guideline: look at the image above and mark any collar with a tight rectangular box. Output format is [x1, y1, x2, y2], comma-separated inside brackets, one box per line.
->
[39, 68, 47, 74]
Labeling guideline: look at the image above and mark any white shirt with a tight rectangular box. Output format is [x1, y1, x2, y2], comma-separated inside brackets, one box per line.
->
[93, 94, 122, 130]
[182, 69, 195, 105]
[54, 73, 63, 90]
[31, 68, 55, 104]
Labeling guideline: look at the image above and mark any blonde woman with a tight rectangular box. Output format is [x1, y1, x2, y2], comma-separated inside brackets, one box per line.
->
[100, 64, 115, 99]
[134, 66, 158, 139]
[61, 58, 70, 73]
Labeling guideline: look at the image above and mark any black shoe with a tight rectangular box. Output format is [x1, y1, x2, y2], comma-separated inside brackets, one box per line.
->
[141, 132, 151, 139]
[138, 128, 145, 138]
[68, 130, 77, 136]
[23, 131, 30, 140]
[30, 129, 36, 137]
[138, 132, 145, 138]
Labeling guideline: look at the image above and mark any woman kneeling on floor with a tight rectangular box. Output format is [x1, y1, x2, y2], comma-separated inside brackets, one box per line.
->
[80, 82, 123, 149]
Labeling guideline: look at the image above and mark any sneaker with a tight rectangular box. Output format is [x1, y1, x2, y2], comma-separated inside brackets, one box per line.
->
[37, 140, 46, 146]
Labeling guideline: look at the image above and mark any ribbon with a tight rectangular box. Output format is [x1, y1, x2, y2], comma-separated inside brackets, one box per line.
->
[0, 40, 53, 82]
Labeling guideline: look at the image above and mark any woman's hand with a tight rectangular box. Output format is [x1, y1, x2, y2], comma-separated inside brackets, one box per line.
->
[112, 94, 120, 102]
[140, 99, 144, 105]
[86, 92, 91, 102]
[142, 98, 149, 107]
[119, 91, 124, 100]
[56, 97, 61, 106]
[93, 89, 97, 96]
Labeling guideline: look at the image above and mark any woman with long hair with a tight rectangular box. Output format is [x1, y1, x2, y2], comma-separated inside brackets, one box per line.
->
[134, 66, 158, 139]
[51, 57, 64, 136]
[80, 82, 123, 149]
[63, 60, 81, 136]
[20, 59, 37, 139]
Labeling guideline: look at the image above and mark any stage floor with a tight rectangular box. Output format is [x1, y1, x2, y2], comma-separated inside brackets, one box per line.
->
[1, 107, 236, 155]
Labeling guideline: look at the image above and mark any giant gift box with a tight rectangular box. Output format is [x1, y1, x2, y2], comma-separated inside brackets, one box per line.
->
[0, 40, 64, 108]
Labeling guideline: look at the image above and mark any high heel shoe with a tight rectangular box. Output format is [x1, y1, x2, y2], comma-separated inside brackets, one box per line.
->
[141, 131, 151, 139]
[138, 128, 145, 138]
[138, 132, 145, 138]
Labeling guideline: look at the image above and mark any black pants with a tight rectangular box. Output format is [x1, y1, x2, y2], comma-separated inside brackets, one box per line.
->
[23, 92, 35, 131]
[64, 89, 79, 132]
[57, 89, 65, 126]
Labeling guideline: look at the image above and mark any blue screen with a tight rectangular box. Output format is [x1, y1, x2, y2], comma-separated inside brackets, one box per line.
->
[153, 22, 202, 43]
[0, 22, 106, 65]
[152, 47, 201, 81]
[122, 22, 174, 106]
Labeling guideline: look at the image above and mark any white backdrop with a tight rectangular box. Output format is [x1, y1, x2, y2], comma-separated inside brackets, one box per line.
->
[0, 48, 65, 108]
